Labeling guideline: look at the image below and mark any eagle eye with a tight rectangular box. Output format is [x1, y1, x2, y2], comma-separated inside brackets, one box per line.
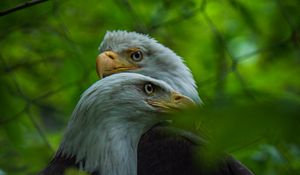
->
[131, 51, 143, 62]
[144, 83, 155, 95]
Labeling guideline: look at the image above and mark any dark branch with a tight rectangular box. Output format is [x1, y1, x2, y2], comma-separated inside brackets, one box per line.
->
[27, 109, 55, 152]
[0, 0, 49, 17]
[0, 106, 28, 125]
[1, 57, 60, 75]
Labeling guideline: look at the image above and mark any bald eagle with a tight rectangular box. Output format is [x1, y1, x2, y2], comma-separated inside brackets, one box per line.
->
[96, 30, 202, 104]
[39, 73, 195, 175]
[39, 73, 253, 175]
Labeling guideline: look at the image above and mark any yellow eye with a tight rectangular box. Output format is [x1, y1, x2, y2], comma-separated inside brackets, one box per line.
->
[131, 51, 143, 61]
[144, 83, 154, 95]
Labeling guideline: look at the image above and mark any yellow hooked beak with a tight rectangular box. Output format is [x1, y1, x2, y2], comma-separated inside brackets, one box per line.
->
[147, 91, 195, 112]
[96, 51, 139, 78]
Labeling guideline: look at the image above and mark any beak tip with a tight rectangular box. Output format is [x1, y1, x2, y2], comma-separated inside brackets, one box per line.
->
[96, 61, 103, 79]
[97, 73, 103, 79]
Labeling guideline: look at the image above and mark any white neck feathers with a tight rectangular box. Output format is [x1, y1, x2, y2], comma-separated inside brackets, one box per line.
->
[59, 117, 152, 175]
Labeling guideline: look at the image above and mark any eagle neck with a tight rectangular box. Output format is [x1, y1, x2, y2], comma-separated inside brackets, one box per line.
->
[59, 119, 151, 175]
[99, 122, 145, 175]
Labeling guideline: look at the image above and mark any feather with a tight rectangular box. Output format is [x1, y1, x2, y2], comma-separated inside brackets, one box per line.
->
[138, 126, 254, 175]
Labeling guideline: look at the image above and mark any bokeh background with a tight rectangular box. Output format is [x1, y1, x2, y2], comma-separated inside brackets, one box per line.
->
[1, 0, 300, 174]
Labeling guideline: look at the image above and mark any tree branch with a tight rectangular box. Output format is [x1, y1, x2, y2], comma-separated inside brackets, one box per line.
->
[0, 0, 49, 17]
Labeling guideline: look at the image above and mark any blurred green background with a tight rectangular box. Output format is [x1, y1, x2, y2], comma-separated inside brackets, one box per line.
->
[0, 0, 300, 174]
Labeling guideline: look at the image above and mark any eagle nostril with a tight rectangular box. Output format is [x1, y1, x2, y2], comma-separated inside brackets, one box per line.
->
[105, 52, 115, 60]
[174, 95, 182, 102]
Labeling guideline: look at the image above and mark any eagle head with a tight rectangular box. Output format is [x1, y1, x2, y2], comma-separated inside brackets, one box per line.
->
[96, 30, 201, 104]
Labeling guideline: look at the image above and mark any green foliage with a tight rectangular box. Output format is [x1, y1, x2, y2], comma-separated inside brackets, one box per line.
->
[64, 168, 90, 175]
[0, 0, 300, 174]
[171, 100, 300, 174]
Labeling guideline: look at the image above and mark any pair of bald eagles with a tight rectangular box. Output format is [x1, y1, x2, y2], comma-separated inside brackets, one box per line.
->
[40, 31, 253, 175]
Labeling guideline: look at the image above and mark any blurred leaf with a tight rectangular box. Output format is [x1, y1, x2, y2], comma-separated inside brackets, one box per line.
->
[64, 168, 90, 175]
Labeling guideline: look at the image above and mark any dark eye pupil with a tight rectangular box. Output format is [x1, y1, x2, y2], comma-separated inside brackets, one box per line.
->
[147, 86, 152, 92]
[144, 83, 154, 94]
[134, 53, 140, 58]
[131, 51, 142, 61]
